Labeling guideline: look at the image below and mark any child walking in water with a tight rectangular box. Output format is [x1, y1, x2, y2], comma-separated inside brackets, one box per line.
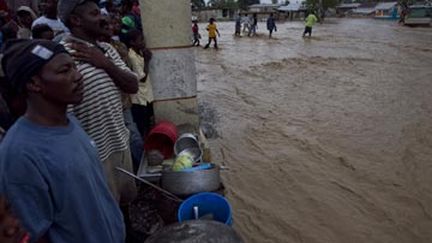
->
[204, 18, 220, 49]
[250, 13, 258, 37]
[234, 14, 241, 36]
[303, 12, 318, 38]
[192, 20, 200, 46]
[267, 13, 277, 38]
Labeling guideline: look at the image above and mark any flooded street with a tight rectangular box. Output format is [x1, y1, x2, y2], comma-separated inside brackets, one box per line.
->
[194, 18, 432, 243]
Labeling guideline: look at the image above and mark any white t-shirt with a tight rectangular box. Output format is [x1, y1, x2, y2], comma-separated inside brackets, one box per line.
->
[32, 16, 69, 36]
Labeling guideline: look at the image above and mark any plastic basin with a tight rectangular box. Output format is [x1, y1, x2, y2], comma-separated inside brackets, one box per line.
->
[178, 192, 232, 226]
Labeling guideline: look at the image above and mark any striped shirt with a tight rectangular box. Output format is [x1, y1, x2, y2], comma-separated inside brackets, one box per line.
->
[61, 37, 134, 161]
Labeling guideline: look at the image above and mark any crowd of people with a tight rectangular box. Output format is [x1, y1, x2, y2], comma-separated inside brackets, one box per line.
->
[0, 0, 156, 242]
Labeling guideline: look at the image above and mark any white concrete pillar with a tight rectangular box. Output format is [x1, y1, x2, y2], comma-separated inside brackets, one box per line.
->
[139, 0, 199, 131]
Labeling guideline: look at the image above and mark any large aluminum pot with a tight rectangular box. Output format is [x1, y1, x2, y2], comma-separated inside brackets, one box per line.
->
[145, 220, 243, 243]
[161, 164, 220, 196]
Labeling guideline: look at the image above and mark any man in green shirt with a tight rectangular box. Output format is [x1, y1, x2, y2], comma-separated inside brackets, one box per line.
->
[303, 12, 318, 38]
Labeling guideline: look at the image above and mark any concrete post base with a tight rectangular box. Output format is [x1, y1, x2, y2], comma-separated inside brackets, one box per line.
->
[153, 97, 199, 134]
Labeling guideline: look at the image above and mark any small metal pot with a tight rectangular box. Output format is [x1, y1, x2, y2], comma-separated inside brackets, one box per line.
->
[161, 164, 220, 196]
[174, 133, 202, 163]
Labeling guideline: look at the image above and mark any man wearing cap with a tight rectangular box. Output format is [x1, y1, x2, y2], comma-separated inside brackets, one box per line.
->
[0, 39, 125, 242]
[16, 6, 37, 39]
[32, 0, 68, 37]
[57, 0, 139, 205]
[6, 0, 38, 16]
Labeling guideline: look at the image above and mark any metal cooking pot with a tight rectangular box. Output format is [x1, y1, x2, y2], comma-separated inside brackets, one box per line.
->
[161, 164, 220, 196]
[144, 220, 243, 243]
[174, 133, 202, 163]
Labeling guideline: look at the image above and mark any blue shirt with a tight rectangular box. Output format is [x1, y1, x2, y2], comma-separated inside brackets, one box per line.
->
[0, 116, 125, 243]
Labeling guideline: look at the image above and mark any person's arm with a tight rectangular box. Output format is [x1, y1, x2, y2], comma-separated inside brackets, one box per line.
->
[142, 48, 152, 81]
[4, 153, 54, 242]
[127, 50, 146, 82]
[71, 42, 139, 94]
[216, 28, 220, 37]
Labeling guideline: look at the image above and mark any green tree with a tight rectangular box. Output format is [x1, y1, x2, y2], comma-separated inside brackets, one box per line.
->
[237, 0, 260, 10]
[305, 0, 338, 10]
[224, 0, 238, 9]
[207, 0, 223, 7]
[208, 0, 239, 9]
[191, 0, 206, 9]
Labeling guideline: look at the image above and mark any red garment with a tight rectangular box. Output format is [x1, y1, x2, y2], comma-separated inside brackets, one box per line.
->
[0, 0, 7, 10]
[0, 0, 9, 20]
[132, 3, 140, 16]
[192, 24, 198, 33]
[19, 233, 30, 243]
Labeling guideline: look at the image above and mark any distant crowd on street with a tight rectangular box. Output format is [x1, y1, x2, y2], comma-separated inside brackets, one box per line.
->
[192, 11, 320, 50]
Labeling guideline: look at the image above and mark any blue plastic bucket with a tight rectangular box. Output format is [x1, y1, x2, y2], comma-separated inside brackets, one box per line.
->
[178, 192, 232, 226]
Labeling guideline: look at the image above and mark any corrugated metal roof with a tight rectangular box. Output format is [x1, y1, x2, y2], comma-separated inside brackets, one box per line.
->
[336, 3, 361, 8]
[249, 4, 282, 8]
[358, 2, 377, 8]
[375, 2, 397, 10]
[409, 4, 432, 9]
[278, 3, 302, 11]
[352, 7, 375, 14]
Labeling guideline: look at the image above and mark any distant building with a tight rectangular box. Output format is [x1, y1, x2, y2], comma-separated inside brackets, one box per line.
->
[245, 3, 283, 20]
[336, 3, 361, 16]
[277, 1, 307, 20]
[374, 2, 399, 19]
[193, 7, 237, 21]
[260, 0, 286, 4]
[352, 2, 377, 17]
[249, 3, 283, 13]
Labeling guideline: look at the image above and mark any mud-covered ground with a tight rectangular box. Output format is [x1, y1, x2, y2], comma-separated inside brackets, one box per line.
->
[194, 19, 432, 243]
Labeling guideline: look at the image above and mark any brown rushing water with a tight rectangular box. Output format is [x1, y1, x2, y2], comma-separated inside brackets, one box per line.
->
[194, 18, 432, 243]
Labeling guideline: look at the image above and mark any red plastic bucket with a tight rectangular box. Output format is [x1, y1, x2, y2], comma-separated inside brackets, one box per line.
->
[144, 121, 178, 159]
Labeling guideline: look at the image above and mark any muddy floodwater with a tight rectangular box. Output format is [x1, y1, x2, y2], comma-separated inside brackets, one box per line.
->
[193, 18, 432, 243]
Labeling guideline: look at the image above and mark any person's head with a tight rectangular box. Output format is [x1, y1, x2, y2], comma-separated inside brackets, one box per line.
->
[16, 7, 36, 29]
[245, 13, 248, 16]
[110, 14, 121, 36]
[122, 29, 144, 50]
[100, 15, 114, 41]
[43, 0, 58, 18]
[58, 0, 107, 39]
[2, 40, 84, 107]
[32, 24, 54, 40]
[131, 1, 140, 16]
[0, 197, 28, 243]
[209, 17, 215, 24]
[121, 0, 134, 15]
[121, 15, 136, 33]
[253, 13, 257, 17]
[270, 13, 274, 17]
